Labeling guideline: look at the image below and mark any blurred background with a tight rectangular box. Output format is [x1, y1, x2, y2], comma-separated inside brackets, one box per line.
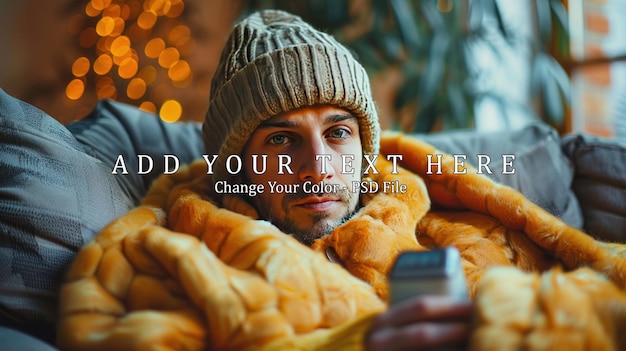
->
[0, 0, 625, 138]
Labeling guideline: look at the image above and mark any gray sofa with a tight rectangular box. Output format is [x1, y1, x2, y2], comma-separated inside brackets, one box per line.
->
[1, 87, 625, 349]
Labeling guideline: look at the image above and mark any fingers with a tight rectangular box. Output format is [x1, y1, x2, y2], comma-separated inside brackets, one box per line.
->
[372, 295, 473, 329]
[366, 295, 473, 351]
[367, 321, 470, 351]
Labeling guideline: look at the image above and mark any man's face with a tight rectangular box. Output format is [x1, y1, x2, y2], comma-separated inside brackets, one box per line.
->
[242, 105, 363, 246]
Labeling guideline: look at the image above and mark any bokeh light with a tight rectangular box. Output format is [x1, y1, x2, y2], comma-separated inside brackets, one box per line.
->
[94, 54, 114, 75]
[168, 59, 190, 84]
[96, 17, 115, 36]
[158, 47, 180, 68]
[145, 38, 165, 58]
[92, 0, 113, 11]
[127, 77, 147, 99]
[66, 79, 86, 100]
[118, 57, 139, 78]
[138, 65, 157, 84]
[168, 24, 190, 46]
[85, 2, 101, 17]
[67, 0, 192, 122]
[159, 99, 182, 122]
[137, 10, 157, 29]
[437, 0, 453, 13]
[111, 35, 131, 56]
[72, 57, 91, 77]
[139, 101, 157, 113]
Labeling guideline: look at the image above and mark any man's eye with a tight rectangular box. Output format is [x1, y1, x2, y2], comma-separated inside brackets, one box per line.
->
[329, 128, 349, 138]
[269, 135, 288, 145]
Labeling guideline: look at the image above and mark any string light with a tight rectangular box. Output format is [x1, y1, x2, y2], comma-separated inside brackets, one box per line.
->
[66, 0, 192, 122]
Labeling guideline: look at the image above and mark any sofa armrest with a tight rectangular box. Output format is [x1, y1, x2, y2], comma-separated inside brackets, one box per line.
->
[0, 93, 205, 345]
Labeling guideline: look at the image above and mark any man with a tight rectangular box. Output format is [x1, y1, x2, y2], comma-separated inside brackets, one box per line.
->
[202, 9, 472, 350]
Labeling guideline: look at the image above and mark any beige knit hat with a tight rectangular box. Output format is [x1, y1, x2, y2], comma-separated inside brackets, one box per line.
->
[203, 9, 380, 182]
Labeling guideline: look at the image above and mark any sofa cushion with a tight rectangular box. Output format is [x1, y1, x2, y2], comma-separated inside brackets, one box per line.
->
[562, 134, 626, 242]
[66, 99, 204, 205]
[419, 123, 584, 229]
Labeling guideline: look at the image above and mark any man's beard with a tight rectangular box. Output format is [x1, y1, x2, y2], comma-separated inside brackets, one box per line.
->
[275, 207, 359, 246]
[261, 185, 359, 246]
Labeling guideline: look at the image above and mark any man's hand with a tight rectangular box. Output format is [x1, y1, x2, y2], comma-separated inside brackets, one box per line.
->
[365, 295, 473, 350]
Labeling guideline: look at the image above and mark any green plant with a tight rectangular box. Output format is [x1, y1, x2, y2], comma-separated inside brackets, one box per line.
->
[248, 0, 570, 133]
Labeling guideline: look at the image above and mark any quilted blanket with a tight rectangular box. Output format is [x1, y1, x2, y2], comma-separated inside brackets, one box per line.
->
[57, 132, 626, 351]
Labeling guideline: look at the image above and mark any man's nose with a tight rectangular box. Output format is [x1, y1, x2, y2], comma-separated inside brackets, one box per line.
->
[297, 139, 334, 183]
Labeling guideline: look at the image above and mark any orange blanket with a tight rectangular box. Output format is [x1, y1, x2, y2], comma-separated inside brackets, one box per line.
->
[57, 132, 626, 351]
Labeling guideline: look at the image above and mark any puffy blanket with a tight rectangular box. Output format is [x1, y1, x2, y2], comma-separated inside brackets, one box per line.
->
[57, 132, 626, 351]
